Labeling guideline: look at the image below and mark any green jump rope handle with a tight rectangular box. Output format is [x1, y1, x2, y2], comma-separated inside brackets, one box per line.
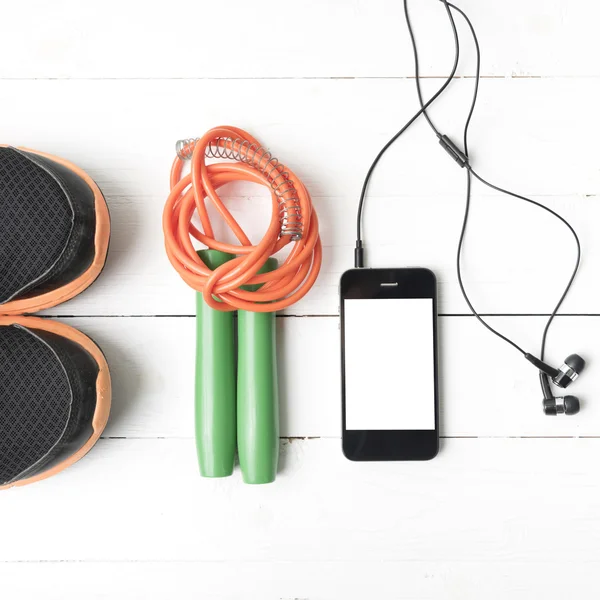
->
[195, 249, 236, 477]
[237, 257, 279, 484]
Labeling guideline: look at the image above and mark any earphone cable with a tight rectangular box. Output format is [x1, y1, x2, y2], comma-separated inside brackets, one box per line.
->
[408, 0, 529, 354]
[465, 166, 581, 361]
[361, 0, 582, 362]
[354, 0, 461, 263]
[436, 0, 581, 363]
[404, 0, 454, 137]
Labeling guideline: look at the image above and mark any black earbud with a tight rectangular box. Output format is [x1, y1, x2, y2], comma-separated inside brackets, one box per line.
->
[539, 360, 584, 416]
[526, 353, 585, 388]
[543, 395, 580, 416]
[552, 354, 585, 388]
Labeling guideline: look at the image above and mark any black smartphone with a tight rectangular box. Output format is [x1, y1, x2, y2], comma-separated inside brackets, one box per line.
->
[340, 268, 439, 461]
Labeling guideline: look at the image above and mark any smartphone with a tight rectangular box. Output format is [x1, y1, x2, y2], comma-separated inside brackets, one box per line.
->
[340, 268, 439, 461]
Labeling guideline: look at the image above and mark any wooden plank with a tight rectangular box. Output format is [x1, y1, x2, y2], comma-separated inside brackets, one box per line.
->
[39, 189, 598, 318]
[1, 79, 597, 199]
[0, 0, 597, 78]
[60, 315, 600, 439]
[0, 79, 595, 316]
[1, 438, 599, 564]
[2, 560, 599, 600]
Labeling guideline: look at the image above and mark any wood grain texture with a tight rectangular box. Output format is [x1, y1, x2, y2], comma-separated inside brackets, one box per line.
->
[0, 78, 595, 315]
[49, 315, 598, 439]
[1, 438, 599, 564]
[2, 560, 600, 600]
[0, 0, 597, 78]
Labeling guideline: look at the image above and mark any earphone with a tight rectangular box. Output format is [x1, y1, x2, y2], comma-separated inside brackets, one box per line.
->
[538, 354, 586, 415]
[355, 0, 586, 415]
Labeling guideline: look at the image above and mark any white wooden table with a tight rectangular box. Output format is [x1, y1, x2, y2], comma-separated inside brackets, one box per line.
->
[1, 1, 599, 597]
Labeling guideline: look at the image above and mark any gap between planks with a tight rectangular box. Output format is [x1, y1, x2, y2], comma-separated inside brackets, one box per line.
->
[36, 314, 600, 319]
[0, 75, 586, 82]
[96, 436, 600, 440]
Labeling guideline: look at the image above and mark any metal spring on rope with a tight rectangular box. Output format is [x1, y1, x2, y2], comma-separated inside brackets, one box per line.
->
[176, 137, 303, 240]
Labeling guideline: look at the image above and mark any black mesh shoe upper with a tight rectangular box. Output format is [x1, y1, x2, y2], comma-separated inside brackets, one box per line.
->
[0, 147, 97, 305]
[0, 324, 99, 486]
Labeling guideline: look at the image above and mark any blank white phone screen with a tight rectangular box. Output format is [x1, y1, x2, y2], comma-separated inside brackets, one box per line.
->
[344, 298, 435, 430]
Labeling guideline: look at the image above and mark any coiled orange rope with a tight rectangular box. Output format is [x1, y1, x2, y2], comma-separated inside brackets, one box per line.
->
[163, 126, 322, 312]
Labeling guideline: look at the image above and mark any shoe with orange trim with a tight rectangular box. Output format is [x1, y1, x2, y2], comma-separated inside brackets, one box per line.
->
[0, 146, 110, 314]
[0, 147, 112, 488]
[0, 317, 111, 489]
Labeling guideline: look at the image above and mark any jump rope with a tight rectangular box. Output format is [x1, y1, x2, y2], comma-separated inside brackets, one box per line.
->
[164, 126, 322, 483]
[356, 0, 586, 415]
